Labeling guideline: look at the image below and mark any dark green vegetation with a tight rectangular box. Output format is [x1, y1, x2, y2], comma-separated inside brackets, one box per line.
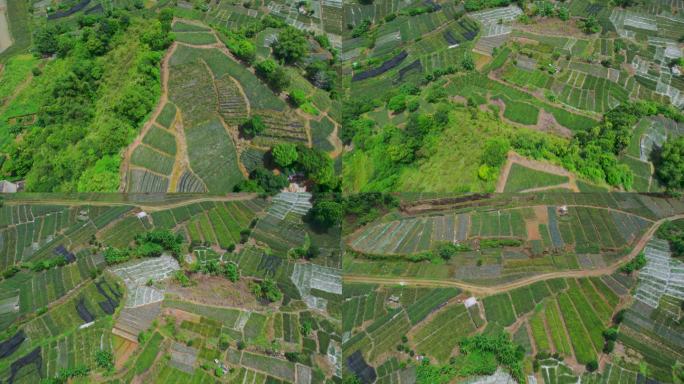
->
[656, 219, 684, 258]
[1, 9, 172, 192]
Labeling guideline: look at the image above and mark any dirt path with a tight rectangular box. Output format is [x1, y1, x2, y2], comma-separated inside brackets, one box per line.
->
[4, 194, 259, 211]
[344, 213, 684, 296]
[120, 42, 178, 192]
[496, 151, 580, 193]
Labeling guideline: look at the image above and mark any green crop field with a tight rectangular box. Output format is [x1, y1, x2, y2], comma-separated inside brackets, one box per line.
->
[0, 194, 340, 384]
[504, 164, 570, 192]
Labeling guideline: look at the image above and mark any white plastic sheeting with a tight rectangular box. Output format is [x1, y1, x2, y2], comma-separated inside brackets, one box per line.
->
[111, 255, 180, 308]
[268, 192, 312, 220]
[634, 238, 684, 309]
[291, 262, 342, 311]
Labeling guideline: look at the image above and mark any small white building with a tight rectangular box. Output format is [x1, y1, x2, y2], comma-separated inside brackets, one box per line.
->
[464, 297, 478, 308]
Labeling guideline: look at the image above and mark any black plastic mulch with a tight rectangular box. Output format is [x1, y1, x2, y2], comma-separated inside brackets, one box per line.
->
[95, 281, 119, 315]
[443, 30, 459, 45]
[54, 245, 76, 263]
[0, 331, 25, 359]
[85, 3, 103, 14]
[346, 350, 376, 384]
[352, 51, 408, 82]
[396, 60, 422, 82]
[8, 348, 42, 384]
[47, 0, 92, 20]
[76, 298, 94, 323]
[257, 254, 283, 277]
[459, 19, 478, 41]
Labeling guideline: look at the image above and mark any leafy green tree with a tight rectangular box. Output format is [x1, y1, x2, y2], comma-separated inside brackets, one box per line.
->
[252, 278, 282, 302]
[272, 143, 298, 168]
[578, 16, 601, 34]
[255, 59, 290, 93]
[296, 145, 335, 186]
[388, 94, 407, 113]
[34, 25, 63, 56]
[240, 116, 266, 138]
[289, 89, 308, 107]
[308, 200, 343, 229]
[222, 262, 239, 282]
[95, 350, 114, 371]
[586, 360, 599, 372]
[556, 6, 569, 20]
[461, 53, 475, 70]
[235, 166, 288, 194]
[271, 27, 308, 64]
[656, 136, 684, 190]
[482, 137, 510, 167]
[77, 155, 120, 192]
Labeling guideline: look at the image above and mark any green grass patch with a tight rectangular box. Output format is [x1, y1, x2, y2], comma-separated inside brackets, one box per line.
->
[504, 163, 569, 192]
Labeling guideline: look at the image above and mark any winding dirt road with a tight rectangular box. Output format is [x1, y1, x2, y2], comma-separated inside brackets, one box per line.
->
[344, 213, 684, 296]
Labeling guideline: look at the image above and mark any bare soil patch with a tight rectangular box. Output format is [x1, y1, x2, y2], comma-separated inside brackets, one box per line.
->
[166, 275, 264, 310]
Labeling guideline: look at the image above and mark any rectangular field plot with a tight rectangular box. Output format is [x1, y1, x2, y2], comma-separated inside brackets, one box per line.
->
[184, 118, 243, 193]
[142, 126, 177, 156]
[503, 164, 569, 193]
[130, 145, 175, 176]
[349, 213, 470, 255]
[410, 302, 474, 362]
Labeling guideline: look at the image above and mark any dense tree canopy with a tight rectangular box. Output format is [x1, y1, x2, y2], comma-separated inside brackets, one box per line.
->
[1, 10, 172, 192]
[656, 136, 684, 191]
[272, 143, 298, 168]
[254, 59, 290, 93]
[308, 200, 343, 229]
[271, 27, 308, 64]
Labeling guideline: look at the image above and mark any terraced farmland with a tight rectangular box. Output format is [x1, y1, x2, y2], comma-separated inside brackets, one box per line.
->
[0, 193, 342, 384]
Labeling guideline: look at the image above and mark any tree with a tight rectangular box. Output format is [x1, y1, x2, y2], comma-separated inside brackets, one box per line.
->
[34, 25, 62, 56]
[388, 94, 407, 113]
[254, 59, 290, 93]
[295, 145, 335, 186]
[237, 166, 289, 194]
[222, 262, 239, 282]
[556, 6, 569, 21]
[586, 360, 599, 372]
[461, 53, 475, 71]
[308, 200, 343, 229]
[482, 137, 510, 167]
[252, 278, 282, 302]
[95, 350, 114, 371]
[656, 137, 684, 190]
[240, 116, 266, 138]
[578, 16, 601, 34]
[289, 89, 307, 107]
[614, 0, 636, 7]
[272, 143, 298, 168]
[271, 27, 308, 64]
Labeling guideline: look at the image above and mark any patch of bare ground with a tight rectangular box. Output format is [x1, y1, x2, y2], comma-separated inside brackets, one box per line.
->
[165, 275, 267, 310]
[525, 205, 550, 240]
[513, 18, 586, 38]
[162, 308, 201, 324]
[510, 37, 540, 46]
[113, 335, 138, 371]
[314, 355, 335, 378]
[537, 109, 573, 138]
